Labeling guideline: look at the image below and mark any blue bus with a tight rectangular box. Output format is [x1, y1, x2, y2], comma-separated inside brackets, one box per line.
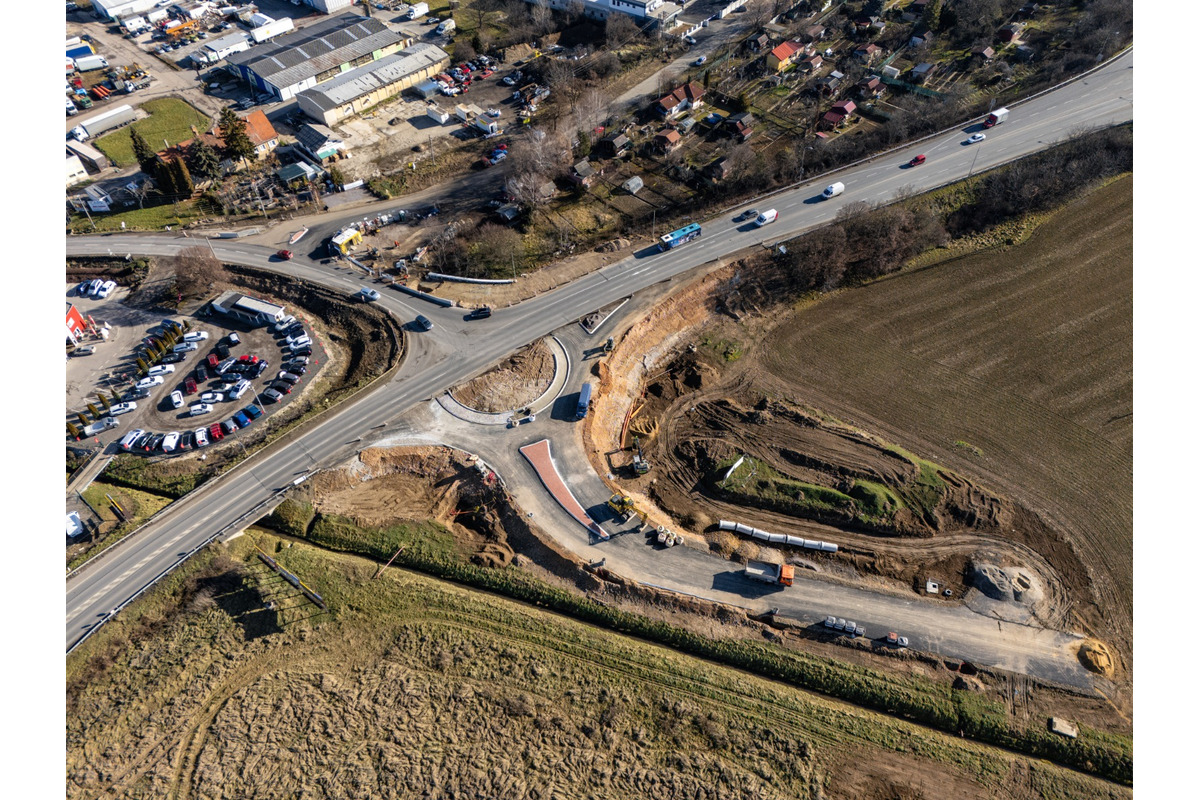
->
[576, 383, 593, 420]
[658, 223, 702, 252]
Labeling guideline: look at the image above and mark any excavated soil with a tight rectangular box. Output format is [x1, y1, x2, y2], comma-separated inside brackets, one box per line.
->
[450, 338, 555, 413]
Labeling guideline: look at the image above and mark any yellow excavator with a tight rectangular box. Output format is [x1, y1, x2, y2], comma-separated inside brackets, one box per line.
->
[607, 494, 651, 529]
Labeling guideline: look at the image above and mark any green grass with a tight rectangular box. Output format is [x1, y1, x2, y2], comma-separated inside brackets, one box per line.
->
[848, 479, 904, 518]
[67, 197, 208, 233]
[885, 445, 948, 518]
[93, 97, 210, 168]
[718, 457, 856, 517]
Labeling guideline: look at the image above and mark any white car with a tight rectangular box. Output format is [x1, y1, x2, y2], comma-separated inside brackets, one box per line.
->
[824, 615, 837, 628]
[200, 391, 224, 403]
[183, 331, 209, 342]
[358, 287, 381, 302]
[194, 427, 210, 447]
[118, 428, 146, 450]
[173, 342, 198, 353]
[161, 431, 181, 452]
[170, 390, 184, 408]
[109, 402, 137, 416]
[229, 379, 252, 400]
[97, 280, 117, 298]
[73, 345, 97, 356]
[148, 364, 176, 376]
[136, 375, 164, 389]
[87, 279, 104, 297]
[288, 335, 312, 349]
[684, 35, 697, 45]
[845, 621, 857, 637]
[967, 132, 986, 143]
[190, 402, 214, 416]
[273, 315, 296, 332]
[693, 56, 707, 66]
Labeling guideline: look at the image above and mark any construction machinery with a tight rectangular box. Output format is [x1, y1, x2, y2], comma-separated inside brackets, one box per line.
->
[632, 436, 651, 475]
[608, 494, 651, 529]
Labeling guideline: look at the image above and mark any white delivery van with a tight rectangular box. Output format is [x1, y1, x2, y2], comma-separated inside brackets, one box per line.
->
[407, 2, 429, 19]
[436, 19, 456, 35]
[754, 209, 778, 227]
[822, 182, 845, 199]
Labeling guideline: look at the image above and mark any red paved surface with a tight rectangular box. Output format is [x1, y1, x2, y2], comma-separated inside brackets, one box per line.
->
[519, 439, 609, 540]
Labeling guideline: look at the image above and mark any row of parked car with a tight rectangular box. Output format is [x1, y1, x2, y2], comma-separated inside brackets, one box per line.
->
[76, 278, 118, 299]
[822, 615, 910, 647]
[117, 402, 264, 453]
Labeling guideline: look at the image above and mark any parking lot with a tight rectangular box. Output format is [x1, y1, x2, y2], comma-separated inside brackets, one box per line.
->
[67, 283, 322, 457]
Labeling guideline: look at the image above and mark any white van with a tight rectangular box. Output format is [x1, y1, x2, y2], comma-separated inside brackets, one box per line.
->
[754, 209, 778, 227]
[822, 182, 845, 199]
[436, 19, 455, 35]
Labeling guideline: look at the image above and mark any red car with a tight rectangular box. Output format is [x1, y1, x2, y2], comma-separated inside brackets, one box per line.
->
[184, 377, 198, 395]
[479, 68, 494, 78]
[208, 422, 225, 441]
[275, 249, 293, 260]
[909, 154, 926, 166]
[207, 353, 220, 369]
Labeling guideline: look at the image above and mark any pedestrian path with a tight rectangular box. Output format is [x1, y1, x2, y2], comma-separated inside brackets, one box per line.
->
[436, 335, 570, 424]
[518, 439, 608, 540]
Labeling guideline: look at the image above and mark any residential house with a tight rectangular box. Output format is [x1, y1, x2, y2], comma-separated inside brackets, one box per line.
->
[910, 62, 935, 83]
[705, 156, 731, 182]
[725, 112, 754, 142]
[815, 70, 844, 96]
[854, 43, 882, 64]
[676, 116, 697, 136]
[971, 45, 996, 61]
[998, 23, 1024, 43]
[536, 180, 556, 202]
[276, 161, 320, 189]
[242, 109, 279, 159]
[799, 53, 823, 73]
[653, 128, 682, 153]
[569, 159, 595, 187]
[803, 24, 827, 42]
[853, 16, 885, 35]
[656, 81, 705, 118]
[910, 30, 935, 48]
[819, 99, 856, 129]
[1019, 3, 1040, 19]
[600, 133, 631, 157]
[856, 75, 884, 98]
[296, 123, 348, 163]
[1016, 44, 1037, 61]
[747, 32, 770, 52]
[767, 40, 805, 72]
[908, 0, 930, 11]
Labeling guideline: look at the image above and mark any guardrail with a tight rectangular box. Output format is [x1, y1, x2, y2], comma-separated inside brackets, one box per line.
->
[392, 284, 455, 307]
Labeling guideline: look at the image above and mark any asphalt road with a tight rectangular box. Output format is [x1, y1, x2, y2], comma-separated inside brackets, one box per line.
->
[65, 51, 1133, 653]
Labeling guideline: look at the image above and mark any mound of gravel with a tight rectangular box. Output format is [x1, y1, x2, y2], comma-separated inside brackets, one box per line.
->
[971, 563, 1044, 606]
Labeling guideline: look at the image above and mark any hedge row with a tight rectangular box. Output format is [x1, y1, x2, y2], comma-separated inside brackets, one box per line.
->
[270, 515, 1132, 785]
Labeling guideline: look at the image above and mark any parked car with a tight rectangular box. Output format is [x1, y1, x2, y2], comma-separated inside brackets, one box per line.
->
[236, 354, 260, 364]
[161, 432, 181, 452]
[73, 345, 97, 356]
[286, 364, 307, 376]
[261, 387, 284, 403]
[132, 431, 153, 450]
[183, 331, 209, 342]
[215, 357, 237, 375]
[136, 375, 164, 389]
[414, 314, 433, 331]
[251, 360, 270, 378]
[289, 341, 312, 354]
[199, 391, 224, 403]
[161, 352, 186, 363]
[242, 404, 263, 420]
[125, 387, 150, 400]
[195, 364, 209, 382]
[276, 371, 300, 385]
[233, 410, 251, 428]
[273, 315, 296, 332]
[226, 332, 241, 346]
[886, 631, 909, 648]
[173, 342, 198, 353]
[229, 379, 252, 399]
[148, 364, 175, 376]
[190, 402, 214, 416]
[215, 343, 231, 359]
[145, 433, 165, 451]
[220, 419, 239, 435]
[208, 422, 225, 441]
[269, 381, 293, 395]
[285, 356, 308, 369]
[206, 353, 220, 369]
[97, 280, 118, 298]
[194, 427, 210, 447]
[169, 390, 184, 408]
[109, 402, 137, 416]
[118, 429, 146, 450]
[182, 377, 196, 395]
[178, 431, 194, 451]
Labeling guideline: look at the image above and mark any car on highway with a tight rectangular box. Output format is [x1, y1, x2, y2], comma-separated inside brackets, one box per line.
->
[199, 391, 224, 403]
[190, 402, 214, 416]
[358, 287, 381, 302]
[118, 429, 145, 450]
[693, 55, 707, 66]
[161, 432, 181, 452]
[737, 209, 759, 222]
[109, 402, 137, 416]
[170, 390, 184, 408]
[465, 306, 492, 320]
[136, 375, 164, 389]
[73, 345, 96, 356]
[183, 331, 209, 342]
[194, 427, 210, 447]
[275, 249, 293, 260]
[967, 132, 986, 143]
[147, 364, 175, 377]
[909, 154, 926, 166]
[414, 314, 433, 331]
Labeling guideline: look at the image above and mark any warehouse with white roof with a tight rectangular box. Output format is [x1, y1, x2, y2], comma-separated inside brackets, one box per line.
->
[225, 13, 409, 101]
[296, 43, 450, 125]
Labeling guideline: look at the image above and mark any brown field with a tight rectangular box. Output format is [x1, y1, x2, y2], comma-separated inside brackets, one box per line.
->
[757, 177, 1132, 652]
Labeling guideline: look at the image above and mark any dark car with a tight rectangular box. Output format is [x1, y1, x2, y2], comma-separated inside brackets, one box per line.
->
[132, 431, 154, 450]
[215, 343, 231, 359]
[233, 410, 251, 428]
[282, 324, 305, 339]
[414, 314, 433, 331]
[179, 431, 194, 451]
[290, 346, 313, 357]
[286, 364, 307, 376]
[125, 387, 151, 400]
[146, 433, 166, 452]
[242, 404, 263, 420]
[276, 371, 300, 385]
[269, 381, 293, 395]
[251, 360, 270, 378]
[195, 364, 209, 382]
[466, 306, 492, 320]
[161, 352, 186, 363]
[226, 332, 241, 346]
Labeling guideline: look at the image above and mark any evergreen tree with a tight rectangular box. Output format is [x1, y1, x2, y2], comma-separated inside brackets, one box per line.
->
[154, 158, 178, 196]
[218, 107, 255, 164]
[172, 156, 194, 196]
[189, 139, 221, 180]
[130, 127, 157, 174]
[924, 0, 944, 32]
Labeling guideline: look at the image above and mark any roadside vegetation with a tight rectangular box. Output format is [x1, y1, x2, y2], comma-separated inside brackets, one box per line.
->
[67, 533, 1131, 798]
[93, 97, 210, 168]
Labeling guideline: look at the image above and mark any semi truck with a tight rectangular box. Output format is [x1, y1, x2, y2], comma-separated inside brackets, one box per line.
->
[983, 107, 1009, 128]
[74, 54, 110, 72]
[68, 104, 136, 141]
[575, 383, 593, 420]
[744, 560, 795, 587]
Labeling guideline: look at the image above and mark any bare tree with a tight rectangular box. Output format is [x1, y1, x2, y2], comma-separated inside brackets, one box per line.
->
[745, 0, 773, 29]
[605, 12, 640, 49]
[529, 0, 552, 32]
[172, 246, 227, 301]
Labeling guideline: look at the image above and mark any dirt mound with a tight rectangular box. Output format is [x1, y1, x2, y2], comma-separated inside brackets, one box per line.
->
[450, 337, 555, 413]
[971, 563, 1044, 605]
[1077, 640, 1115, 679]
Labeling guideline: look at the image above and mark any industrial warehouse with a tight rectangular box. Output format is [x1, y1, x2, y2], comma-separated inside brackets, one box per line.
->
[296, 43, 451, 126]
[225, 13, 408, 101]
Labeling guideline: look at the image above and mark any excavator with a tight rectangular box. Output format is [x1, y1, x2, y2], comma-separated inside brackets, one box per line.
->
[607, 494, 651, 530]
[632, 436, 651, 476]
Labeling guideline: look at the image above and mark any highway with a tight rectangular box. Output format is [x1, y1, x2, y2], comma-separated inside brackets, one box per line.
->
[65, 51, 1133, 654]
